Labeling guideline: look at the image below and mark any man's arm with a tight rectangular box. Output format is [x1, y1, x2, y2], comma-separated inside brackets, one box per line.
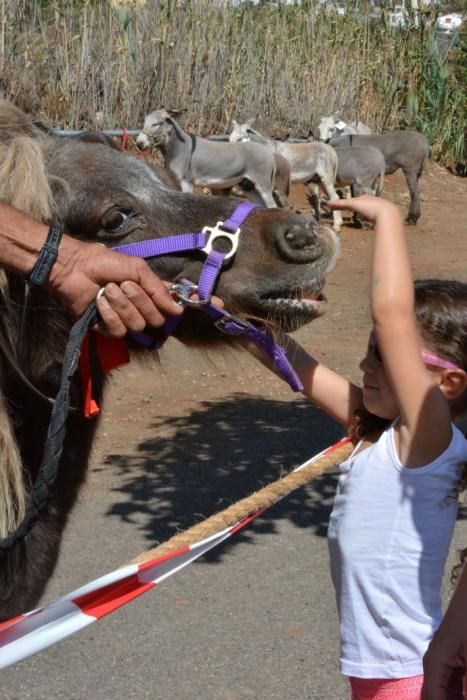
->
[0, 202, 183, 337]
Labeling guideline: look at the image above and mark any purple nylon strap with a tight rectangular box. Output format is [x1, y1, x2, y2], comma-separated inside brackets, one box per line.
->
[222, 201, 258, 231]
[198, 250, 225, 301]
[110, 202, 303, 392]
[200, 303, 303, 391]
[113, 233, 206, 257]
[197, 202, 257, 301]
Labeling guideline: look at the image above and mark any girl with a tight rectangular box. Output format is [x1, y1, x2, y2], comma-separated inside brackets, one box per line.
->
[281, 196, 467, 699]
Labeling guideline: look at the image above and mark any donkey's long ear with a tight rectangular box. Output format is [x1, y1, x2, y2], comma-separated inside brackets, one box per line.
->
[166, 116, 186, 142]
[166, 107, 186, 117]
[246, 117, 255, 127]
[232, 119, 238, 128]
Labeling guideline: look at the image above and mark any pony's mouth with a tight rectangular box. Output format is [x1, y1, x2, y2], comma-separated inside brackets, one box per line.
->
[257, 285, 327, 317]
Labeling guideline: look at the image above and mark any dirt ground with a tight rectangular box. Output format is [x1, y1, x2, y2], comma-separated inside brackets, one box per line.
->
[3, 164, 467, 699]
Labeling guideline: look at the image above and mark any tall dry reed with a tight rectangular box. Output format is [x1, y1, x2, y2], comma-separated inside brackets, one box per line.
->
[0, 0, 464, 167]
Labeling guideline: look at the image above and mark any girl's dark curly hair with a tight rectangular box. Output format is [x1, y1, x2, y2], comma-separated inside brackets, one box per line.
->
[452, 547, 467, 584]
[349, 279, 467, 579]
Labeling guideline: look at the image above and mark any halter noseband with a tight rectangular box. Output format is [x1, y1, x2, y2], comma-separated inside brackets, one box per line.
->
[112, 201, 303, 393]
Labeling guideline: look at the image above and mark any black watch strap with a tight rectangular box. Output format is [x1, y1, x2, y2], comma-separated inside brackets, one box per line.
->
[27, 224, 64, 286]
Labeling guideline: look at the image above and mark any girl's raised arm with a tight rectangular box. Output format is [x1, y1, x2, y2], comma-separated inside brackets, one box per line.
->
[330, 196, 452, 466]
[256, 332, 363, 429]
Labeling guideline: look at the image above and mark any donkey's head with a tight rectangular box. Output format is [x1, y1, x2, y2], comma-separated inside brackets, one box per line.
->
[136, 109, 185, 150]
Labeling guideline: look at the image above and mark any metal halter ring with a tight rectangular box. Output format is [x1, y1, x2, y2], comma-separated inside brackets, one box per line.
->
[167, 282, 212, 307]
[201, 222, 240, 260]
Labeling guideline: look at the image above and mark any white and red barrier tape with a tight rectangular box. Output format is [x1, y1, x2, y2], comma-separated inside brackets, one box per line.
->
[0, 437, 349, 668]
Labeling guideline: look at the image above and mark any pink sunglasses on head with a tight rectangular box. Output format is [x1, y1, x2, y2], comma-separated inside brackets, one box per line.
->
[368, 331, 460, 370]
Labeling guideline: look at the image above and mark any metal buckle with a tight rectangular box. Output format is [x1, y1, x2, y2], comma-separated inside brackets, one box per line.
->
[213, 315, 251, 335]
[167, 283, 211, 306]
[201, 222, 240, 260]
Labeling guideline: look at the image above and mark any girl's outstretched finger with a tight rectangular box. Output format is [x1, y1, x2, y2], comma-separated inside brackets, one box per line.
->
[328, 195, 401, 223]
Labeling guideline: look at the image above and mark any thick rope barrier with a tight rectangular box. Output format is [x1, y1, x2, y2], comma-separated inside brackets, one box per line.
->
[0, 437, 353, 668]
[129, 438, 353, 565]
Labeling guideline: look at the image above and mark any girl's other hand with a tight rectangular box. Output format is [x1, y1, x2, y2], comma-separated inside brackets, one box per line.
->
[328, 195, 401, 223]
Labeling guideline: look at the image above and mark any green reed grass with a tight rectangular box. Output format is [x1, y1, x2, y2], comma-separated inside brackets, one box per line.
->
[0, 0, 464, 169]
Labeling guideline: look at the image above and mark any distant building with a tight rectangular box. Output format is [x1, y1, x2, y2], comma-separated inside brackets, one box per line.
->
[317, 0, 439, 12]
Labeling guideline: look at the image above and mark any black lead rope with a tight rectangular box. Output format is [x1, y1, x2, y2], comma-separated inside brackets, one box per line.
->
[0, 302, 98, 553]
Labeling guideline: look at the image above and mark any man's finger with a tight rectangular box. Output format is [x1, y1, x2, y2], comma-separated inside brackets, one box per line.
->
[103, 283, 147, 333]
[120, 281, 171, 328]
[136, 265, 184, 316]
[95, 294, 128, 338]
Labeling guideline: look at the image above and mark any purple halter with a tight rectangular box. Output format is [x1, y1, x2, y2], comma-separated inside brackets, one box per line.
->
[112, 201, 303, 392]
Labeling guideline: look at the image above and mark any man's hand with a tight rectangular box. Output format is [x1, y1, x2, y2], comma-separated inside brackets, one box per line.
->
[48, 236, 183, 337]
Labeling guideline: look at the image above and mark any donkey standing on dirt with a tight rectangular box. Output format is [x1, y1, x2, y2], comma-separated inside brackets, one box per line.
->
[229, 119, 343, 232]
[333, 145, 386, 196]
[329, 131, 430, 224]
[136, 109, 279, 208]
[0, 99, 339, 621]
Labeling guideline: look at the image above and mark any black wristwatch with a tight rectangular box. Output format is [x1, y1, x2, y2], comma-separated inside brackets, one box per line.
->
[27, 224, 64, 286]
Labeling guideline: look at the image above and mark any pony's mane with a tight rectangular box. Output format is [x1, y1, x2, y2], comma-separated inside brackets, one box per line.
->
[0, 137, 55, 222]
[0, 99, 41, 140]
[0, 104, 59, 536]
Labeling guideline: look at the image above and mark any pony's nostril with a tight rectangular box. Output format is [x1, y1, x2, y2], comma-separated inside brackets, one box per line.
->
[275, 222, 322, 263]
[285, 226, 318, 251]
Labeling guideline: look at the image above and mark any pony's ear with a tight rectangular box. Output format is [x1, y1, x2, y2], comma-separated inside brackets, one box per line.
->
[231, 119, 238, 128]
[246, 117, 255, 126]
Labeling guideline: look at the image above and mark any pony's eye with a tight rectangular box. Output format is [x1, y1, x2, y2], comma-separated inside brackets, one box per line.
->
[102, 209, 136, 232]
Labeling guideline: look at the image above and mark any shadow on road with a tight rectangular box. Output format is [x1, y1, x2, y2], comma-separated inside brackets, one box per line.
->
[101, 395, 345, 557]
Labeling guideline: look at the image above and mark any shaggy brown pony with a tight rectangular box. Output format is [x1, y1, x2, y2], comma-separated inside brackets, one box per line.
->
[0, 99, 339, 620]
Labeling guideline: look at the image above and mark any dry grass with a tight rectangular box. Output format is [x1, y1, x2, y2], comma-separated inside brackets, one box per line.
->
[0, 0, 464, 166]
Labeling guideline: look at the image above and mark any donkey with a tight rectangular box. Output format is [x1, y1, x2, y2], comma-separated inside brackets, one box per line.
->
[136, 109, 278, 208]
[229, 120, 343, 232]
[317, 116, 372, 141]
[330, 131, 430, 224]
[333, 145, 385, 196]
[221, 151, 291, 208]
[0, 99, 339, 620]
[271, 151, 291, 207]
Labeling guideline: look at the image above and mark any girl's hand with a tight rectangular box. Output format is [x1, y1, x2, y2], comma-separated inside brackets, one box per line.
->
[328, 195, 401, 223]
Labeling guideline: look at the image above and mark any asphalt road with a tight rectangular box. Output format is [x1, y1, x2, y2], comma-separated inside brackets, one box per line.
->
[2, 344, 466, 699]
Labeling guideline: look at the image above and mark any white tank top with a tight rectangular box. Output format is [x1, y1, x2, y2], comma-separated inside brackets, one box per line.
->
[327, 423, 467, 679]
